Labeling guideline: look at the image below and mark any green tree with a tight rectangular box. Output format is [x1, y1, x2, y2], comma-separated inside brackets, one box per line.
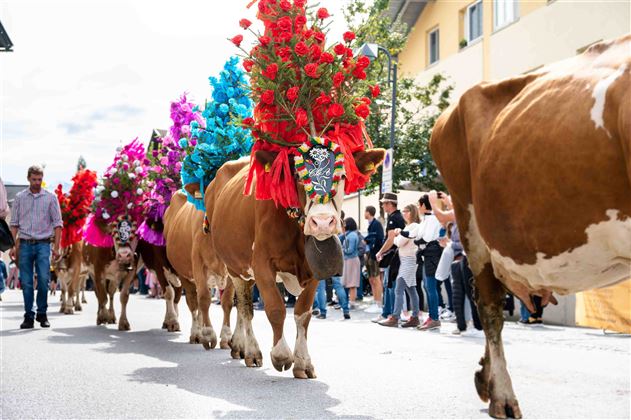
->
[344, 0, 453, 192]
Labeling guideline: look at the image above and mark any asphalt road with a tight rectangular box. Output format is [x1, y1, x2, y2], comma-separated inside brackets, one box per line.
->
[1, 289, 629, 419]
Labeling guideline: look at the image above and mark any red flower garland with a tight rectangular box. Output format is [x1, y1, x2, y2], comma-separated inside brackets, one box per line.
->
[55, 169, 98, 248]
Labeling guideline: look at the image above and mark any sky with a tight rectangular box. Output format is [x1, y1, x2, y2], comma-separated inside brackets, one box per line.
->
[0, 0, 356, 187]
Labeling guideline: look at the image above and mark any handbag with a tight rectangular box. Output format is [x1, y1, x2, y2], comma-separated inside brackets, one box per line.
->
[0, 218, 15, 252]
[378, 247, 398, 268]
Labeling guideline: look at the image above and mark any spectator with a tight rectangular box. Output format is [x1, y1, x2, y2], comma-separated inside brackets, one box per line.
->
[0, 259, 6, 301]
[314, 277, 350, 320]
[7, 260, 19, 289]
[0, 176, 8, 220]
[9, 165, 62, 329]
[519, 296, 544, 324]
[435, 223, 456, 321]
[342, 217, 361, 308]
[373, 193, 406, 323]
[415, 194, 443, 331]
[363, 205, 384, 314]
[379, 204, 422, 328]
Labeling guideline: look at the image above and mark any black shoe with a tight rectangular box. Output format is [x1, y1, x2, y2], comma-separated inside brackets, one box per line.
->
[20, 317, 34, 329]
[343, 313, 351, 320]
[35, 313, 50, 328]
[316, 314, 326, 319]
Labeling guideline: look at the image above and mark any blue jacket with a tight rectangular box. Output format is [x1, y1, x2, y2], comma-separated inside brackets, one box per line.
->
[364, 218, 384, 258]
[343, 231, 360, 259]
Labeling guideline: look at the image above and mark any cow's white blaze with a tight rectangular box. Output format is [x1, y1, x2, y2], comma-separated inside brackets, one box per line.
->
[590, 63, 627, 137]
[490, 209, 631, 295]
[466, 205, 492, 276]
[277, 271, 303, 296]
[303, 179, 345, 240]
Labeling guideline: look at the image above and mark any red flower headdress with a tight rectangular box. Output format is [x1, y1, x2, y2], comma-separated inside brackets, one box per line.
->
[231, 0, 380, 208]
[55, 169, 98, 248]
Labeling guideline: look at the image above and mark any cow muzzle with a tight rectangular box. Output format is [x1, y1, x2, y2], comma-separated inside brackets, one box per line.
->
[116, 247, 134, 269]
[304, 214, 339, 240]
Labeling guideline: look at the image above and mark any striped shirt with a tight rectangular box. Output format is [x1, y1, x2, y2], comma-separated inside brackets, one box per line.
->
[10, 188, 63, 240]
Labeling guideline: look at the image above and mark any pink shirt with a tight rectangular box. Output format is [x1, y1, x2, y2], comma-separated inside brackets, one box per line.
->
[10, 188, 62, 240]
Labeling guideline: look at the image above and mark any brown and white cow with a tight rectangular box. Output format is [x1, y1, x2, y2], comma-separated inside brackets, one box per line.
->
[136, 238, 183, 332]
[54, 240, 88, 314]
[208, 150, 384, 378]
[163, 180, 237, 350]
[430, 35, 631, 418]
[83, 219, 140, 330]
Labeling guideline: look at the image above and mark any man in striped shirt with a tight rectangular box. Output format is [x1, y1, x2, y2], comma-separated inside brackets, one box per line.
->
[9, 165, 62, 329]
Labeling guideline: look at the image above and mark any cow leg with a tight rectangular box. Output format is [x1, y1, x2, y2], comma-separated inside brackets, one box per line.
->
[118, 272, 133, 331]
[474, 265, 522, 419]
[292, 280, 318, 379]
[81, 278, 88, 304]
[231, 276, 262, 367]
[219, 279, 234, 350]
[251, 271, 291, 372]
[106, 280, 117, 324]
[162, 284, 180, 332]
[229, 277, 246, 359]
[197, 280, 217, 350]
[182, 280, 202, 344]
[93, 275, 108, 325]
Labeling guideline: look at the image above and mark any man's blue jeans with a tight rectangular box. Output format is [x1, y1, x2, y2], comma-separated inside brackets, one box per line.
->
[316, 277, 349, 315]
[423, 269, 440, 321]
[520, 302, 531, 321]
[19, 241, 51, 319]
[381, 267, 395, 318]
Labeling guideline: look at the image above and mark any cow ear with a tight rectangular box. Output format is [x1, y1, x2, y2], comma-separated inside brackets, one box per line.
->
[353, 148, 386, 176]
[254, 150, 278, 171]
[183, 182, 201, 199]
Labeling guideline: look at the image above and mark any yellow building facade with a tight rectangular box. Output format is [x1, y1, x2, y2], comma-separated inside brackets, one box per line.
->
[395, 0, 630, 99]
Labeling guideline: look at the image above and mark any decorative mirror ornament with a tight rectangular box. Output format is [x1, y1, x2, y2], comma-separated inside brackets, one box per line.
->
[294, 137, 345, 204]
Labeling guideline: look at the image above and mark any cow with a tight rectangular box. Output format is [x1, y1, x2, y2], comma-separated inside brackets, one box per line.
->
[430, 34, 631, 419]
[136, 239, 183, 332]
[163, 184, 237, 350]
[208, 150, 385, 378]
[83, 219, 140, 331]
[54, 241, 88, 314]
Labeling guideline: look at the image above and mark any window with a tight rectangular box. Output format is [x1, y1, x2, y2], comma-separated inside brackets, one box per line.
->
[465, 1, 483, 43]
[494, 0, 518, 30]
[428, 28, 439, 65]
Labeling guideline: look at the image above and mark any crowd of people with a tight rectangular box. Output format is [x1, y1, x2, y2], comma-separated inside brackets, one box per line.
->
[0, 169, 543, 329]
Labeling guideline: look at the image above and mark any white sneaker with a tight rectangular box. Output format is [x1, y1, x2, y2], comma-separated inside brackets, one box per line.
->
[364, 304, 382, 314]
[371, 315, 386, 323]
[440, 309, 456, 322]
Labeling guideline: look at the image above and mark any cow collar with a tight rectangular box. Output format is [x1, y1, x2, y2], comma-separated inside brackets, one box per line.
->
[286, 207, 306, 230]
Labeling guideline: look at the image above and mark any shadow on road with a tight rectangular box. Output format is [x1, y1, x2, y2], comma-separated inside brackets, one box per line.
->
[48, 325, 372, 419]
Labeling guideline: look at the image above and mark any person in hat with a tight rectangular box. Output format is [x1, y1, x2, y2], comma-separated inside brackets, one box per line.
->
[9, 165, 62, 329]
[372, 192, 406, 323]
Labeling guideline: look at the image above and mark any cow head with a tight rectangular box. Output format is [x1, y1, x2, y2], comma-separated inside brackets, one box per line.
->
[111, 218, 137, 271]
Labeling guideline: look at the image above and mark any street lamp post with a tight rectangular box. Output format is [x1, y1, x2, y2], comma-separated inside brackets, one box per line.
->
[357, 43, 398, 151]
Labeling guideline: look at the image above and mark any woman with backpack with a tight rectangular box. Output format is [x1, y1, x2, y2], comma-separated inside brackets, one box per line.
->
[342, 217, 361, 308]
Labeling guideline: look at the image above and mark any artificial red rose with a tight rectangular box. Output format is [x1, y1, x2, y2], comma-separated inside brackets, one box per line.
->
[313, 31, 325, 43]
[295, 15, 307, 27]
[243, 59, 255, 72]
[294, 0, 306, 7]
[295, 108, 308, 127]
[239, 19, 252, 29]
[333, 71, 345, 87]
[355, 103, 370, 119]
[327, 103, 345, 119]
[261, 89, 275, 105]
[279, 32, 293, 43]
[361, 97, 372, 105]
[319, 52, 334, 64]
[231, 34, 244, 47]
[286, 86, 300, 102]
[352, 67, 367, 80]
[346, 47, 354, 57]
[259, 36, 271, 47]
[279, 0, 292, 11]
[242, 117, 255, 127]
[310, 44, 322, 60]
[258, 1, 268, 13]
[304, 29, 314, 39]
[277, 46, 292, 60]
[303, 63, 318, 78]
[334, 43, 346, 56]
[317, 7, 330, 19]
[263, 63, 279, 80]
[343, 31, 356, 43]
[370, 84, 381, 98]
[294, 41, 309, 56]
[315, 92, 331, 106]
[356, 55, 371, 69]
[277, 16, 293, 32]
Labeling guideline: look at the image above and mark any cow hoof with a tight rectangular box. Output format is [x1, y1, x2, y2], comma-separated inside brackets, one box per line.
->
[189, 336, 201, 344]
[59, 306, 65, 313]
[292, 366, 317, 379]
[245, 349, 263, 367]
[489, 399, 522, 419]
[82, 298, 88, 304]
[230, 349, 241, 359]
[201, 327, 217, 350]
[271, 356, 293, 372]
[74, 305, 82, 312]
[164, 320, 180, 332]
[220, 340, 231, 350]
[162, 323, 167, 329]
[118, 320, 130, 331]
[64, 307, 74, 315]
